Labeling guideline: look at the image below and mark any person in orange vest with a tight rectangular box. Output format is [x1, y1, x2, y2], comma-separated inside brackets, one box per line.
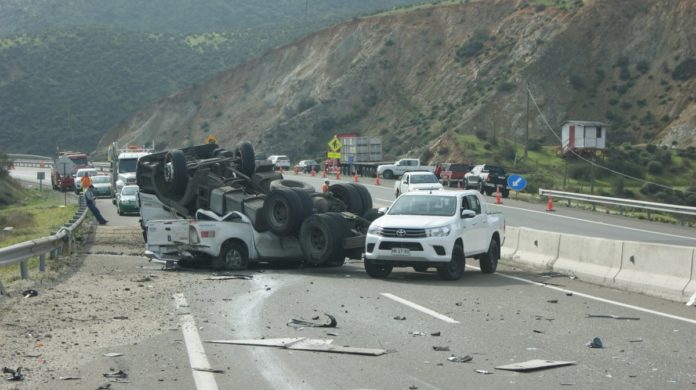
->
[81, 173, 92, 193]
[322, 180, 330, 193]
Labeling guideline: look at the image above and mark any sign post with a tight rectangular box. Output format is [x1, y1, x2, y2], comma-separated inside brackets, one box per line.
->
[62, 162, 67, 206]
[37, 171, 45, 192]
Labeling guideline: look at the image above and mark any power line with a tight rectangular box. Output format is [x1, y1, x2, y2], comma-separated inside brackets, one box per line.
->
[526, 85, 696, 196]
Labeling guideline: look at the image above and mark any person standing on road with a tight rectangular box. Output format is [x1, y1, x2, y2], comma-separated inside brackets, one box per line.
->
[322, 180, 330, 193]
[85, 185, 108, 225]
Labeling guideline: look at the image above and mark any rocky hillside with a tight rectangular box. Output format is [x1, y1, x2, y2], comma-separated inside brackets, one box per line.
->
[98, 0, 696, 163]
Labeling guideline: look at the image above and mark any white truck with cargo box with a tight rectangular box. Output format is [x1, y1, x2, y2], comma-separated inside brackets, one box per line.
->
[363, 190, 504, 280]
[137, 142, 379, 270]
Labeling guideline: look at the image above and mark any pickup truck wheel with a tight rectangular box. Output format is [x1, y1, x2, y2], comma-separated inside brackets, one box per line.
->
[437, 244, 465, 280]
[479, 238, 499, 274]
[235, 141, 256, 177]
[300, 213, 347, 265]
[382, 170, 394, 180]
[485, 188, 493, 196]
[329, 183, 364, 215]
[502, 189, 510, 198]
[413, 265, 430, 272]
[364, 259, 392, 278]
[163, 150, 188, 196]
[350, 183, 372, 211]
[213, 241, 249, 270]
[270, 179, 315, 193]
[264, 188, 311, 236]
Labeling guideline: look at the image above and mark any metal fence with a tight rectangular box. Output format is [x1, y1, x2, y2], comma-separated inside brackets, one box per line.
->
[539, 188, 696, 217]
[0, 197, 88, 295]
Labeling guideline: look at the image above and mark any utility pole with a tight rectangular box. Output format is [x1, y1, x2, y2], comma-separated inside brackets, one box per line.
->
[524, 82, 529, 158]
[62, 162, 67, 206]
[590, 152, 596, 211]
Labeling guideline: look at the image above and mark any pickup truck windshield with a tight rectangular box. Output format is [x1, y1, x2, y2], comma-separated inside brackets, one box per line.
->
[388, 195, 456, 216]
[410, 174, 439, 184]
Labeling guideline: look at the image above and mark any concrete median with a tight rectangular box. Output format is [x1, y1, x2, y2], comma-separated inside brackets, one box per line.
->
[613, 242, 695, 302]
[509, 227, 560, 270]
[501, 226, 519, 259]
[553, 234, 622, 286]
[681, 249, 696, 304]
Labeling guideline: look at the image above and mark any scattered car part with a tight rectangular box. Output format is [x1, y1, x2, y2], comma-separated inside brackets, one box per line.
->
[287, 314, 337, 328]
[495, 359, 576, 372]
[205, 337, 386, 356]
[448, 355, 473, 363]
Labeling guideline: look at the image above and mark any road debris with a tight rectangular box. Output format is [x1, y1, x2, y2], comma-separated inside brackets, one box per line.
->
[409, 331, 426, 336]
[59, 376, 81, 380]
[103, 353, 123, 357]
[393, 316, 407, 320]
[192, 367, 225, 374]
[547, 299, 558, 304]
[112, 316, 129, 320]
[433, 346, 450, 351]
[475, 369, 492, 374]
[205, 337, 386, 356]
[287, 314, 337, 328]
[131, 276, 152, 283]
[533, 330, 544, 334]
[586, 337, 603, 348]
[495, 359, 576, 372]
[2, 367, 24, 381]
[206, 274, 253, 281]
[430, 331, 441, 337]
[409, 385, 418, 389]
[22, 289, 38, 298]
[628, 338, 643, 343]
[586, 314, 640, 320]
[103, 370, 128, 379]
[448, 355, 473, 363]
[97, 384, 112, 389]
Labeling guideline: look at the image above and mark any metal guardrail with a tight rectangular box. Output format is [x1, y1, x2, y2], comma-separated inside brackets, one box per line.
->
[539, 189, 696, 216]
[0, 197, 88, 294]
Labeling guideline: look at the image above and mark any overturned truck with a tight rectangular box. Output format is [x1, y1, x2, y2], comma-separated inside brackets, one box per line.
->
[137, 142, 378, 269]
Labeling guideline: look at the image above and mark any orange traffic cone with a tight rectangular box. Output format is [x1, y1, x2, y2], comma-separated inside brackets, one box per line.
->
[310, 167, 316, 177]
[495, 186, 502, 204]
[322, 169, 326, 178]
[375, 175, 381, 186]
[335, 169, 341, 180]
[294, 166, 299, 175]
[354, 173, 359, 182]
[546, 195, 555, 212]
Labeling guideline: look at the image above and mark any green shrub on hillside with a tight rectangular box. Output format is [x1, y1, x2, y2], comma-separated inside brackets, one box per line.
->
[672, 58, 696, 80]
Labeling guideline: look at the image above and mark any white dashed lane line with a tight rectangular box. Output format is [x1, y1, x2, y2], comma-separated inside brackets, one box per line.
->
[174, 293, 220, 390]
[381, 293, 460, 324]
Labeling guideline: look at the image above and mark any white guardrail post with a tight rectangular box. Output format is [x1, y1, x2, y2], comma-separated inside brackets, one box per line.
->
[538, 189, 696, 217]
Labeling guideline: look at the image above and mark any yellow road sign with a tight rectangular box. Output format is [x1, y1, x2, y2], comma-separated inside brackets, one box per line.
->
[328, 136, 342, 152]
[327, 152, 341, 159]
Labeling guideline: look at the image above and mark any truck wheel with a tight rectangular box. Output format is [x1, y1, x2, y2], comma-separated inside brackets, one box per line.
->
[437, 244, 465, 280]
[479, 238, 499, 274]
[485, 188, 493, 196]
[300, 213, 347, 265]
[502, 189, 510, 198]
[382, 170, 394, 180]
[235, 141, 256, 177]
[263, 188, 312, 236]
[413, 265, 430, 272]
[329, 183, 364, 216]
[163, 150, 188, 196]
[364, 259, 392, 278]
[349, 183, 372, 211]
[213, 241, 249, 270]
[270, 179, 315, 193]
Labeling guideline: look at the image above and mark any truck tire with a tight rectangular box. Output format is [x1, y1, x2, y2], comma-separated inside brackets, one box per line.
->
[479, 238, 499, 274]
[212, 240, 249, 270]
[349, 183, 373, 211]
[382, 170, 394, 180]
[364, 259, 392, 278]
[437, 244, 465, 280]
[263, 188, 312, 236]
[270, 179, 315, 193]
[163, 150, 188, 196]
[235, 141, 256, 177]
[329, 183, 364, 215]
[485, 188, 493, 196]
[300, 213, 347, 265]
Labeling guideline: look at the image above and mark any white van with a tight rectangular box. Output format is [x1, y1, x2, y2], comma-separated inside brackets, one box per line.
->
[267, 155, 291, 170]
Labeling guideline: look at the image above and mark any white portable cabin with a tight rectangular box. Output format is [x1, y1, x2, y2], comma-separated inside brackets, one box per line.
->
[560, 120, 606, 156]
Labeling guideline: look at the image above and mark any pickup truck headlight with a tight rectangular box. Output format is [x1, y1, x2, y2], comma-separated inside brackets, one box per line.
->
[367, 225, 383, 236]
[189, 226, 200, 244]
[426, 225, 451, 237]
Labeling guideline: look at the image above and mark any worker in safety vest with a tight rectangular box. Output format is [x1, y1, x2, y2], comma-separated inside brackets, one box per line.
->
[322, 180, 330, 193]
[81, 173, 92, 193]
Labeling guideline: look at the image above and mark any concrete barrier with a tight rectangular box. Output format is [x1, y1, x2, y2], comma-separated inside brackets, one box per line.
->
[553, 234, 623, 286]
[501, 226, 519, 259]
[510, 228, 560, 270]
[613, 242, 695, 302]
[681, 250, 696, 304]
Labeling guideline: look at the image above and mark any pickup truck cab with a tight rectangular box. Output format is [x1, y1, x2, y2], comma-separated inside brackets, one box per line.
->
[464, 164, 510, 197]
[394, 171, 443, 198]
[364, 190, 504, 280]
[377, 158, 435, 180]
[267, 155, 291, 170]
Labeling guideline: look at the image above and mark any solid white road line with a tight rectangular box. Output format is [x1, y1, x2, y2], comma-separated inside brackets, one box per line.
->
[465, 265, 696, 326]
[174, 293, 220, 390]
[381, 293, 460, 324]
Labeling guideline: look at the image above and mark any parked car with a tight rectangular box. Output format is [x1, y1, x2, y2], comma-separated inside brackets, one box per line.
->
[74, 168, 98, 194]
[267, 155, 291, 170]
[440, 163, 472, 186]
[464, 164, 510, 197]
[394, 171, 443, 198]
[297, 159, 321, 173]
[364, 190, 505, 280]
[117, 185, 140, 215]
[90, 175, 112, 197]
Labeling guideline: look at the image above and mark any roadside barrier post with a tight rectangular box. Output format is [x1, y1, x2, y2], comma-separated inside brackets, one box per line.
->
[20, 260, 28, 279]
[39, 254, 46, 272]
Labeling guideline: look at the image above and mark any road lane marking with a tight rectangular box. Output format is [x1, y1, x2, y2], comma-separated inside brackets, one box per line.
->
[491, 204, 696, 243]
[381, 293, 460, 324]
[465, 266, 696, 325]
[174, 293, 220, 390]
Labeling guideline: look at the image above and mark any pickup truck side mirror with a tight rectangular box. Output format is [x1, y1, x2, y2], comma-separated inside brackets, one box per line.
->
[460, 209, 476, 219]
[378, 207, 388, 215]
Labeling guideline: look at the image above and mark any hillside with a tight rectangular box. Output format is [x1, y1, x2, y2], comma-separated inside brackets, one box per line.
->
[0, 0, 430, 155]
[99, 0, 696, 166]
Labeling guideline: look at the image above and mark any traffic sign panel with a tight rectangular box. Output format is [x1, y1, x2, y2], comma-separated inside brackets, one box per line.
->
[327, 152, 341, 159]
[507, 174, 527, 191]
[328, 136, 342, 152]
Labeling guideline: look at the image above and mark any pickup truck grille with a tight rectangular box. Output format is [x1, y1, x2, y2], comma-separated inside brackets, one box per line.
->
[379, 242, 424, 251]
[381, 228, 426, 238]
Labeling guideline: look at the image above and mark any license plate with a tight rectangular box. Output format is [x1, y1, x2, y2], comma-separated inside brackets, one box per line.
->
[391, 248, 410, 256]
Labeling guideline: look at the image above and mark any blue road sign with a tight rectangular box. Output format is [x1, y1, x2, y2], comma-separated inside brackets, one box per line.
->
[348, 156, 354, 164]
[507, 174, 527, 191]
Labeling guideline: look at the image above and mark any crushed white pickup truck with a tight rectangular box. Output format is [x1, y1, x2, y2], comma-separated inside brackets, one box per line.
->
[364, 190, 504, 280]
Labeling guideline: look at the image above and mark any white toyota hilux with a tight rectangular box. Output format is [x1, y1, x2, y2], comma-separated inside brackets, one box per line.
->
[364, 190, 504, 280]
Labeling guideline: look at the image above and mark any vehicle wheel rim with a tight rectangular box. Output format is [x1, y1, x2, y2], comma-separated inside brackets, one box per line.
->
[164, 161, 174, 183]
[309, 227, 327, 252]
[271, 201, 289, 225]
[225, 249, 243, 268]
